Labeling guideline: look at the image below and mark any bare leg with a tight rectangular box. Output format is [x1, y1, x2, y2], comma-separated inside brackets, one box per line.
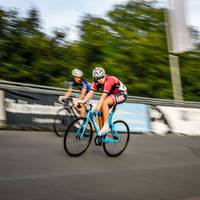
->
[98, 112, 104, 129]
[80, 105, 86, 118]
[102, 96, 114, 124]
[98, 96, 114, 136]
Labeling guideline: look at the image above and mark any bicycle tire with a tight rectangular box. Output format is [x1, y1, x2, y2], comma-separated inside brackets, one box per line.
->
[63, 117, 93, 156]
[53, 108, 75, 137]
[103, 120, 130, 157]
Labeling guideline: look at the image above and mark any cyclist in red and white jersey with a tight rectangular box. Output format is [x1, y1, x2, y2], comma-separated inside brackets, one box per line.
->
[78, 67, 127, 136]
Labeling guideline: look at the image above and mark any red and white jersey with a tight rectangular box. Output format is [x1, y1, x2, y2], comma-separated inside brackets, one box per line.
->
[91, 75, 127, 95]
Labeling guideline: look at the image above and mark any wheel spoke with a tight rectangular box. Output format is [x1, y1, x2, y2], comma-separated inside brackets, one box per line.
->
[103, 120, 130, 157]
[53, 108, 75, 137]
[63, 118, 93, 156]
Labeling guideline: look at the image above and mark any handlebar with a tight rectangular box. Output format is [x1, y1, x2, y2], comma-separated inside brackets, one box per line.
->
[57, 97, 74, 108]
[76, 101, 95, 111]
[58, 97, 98, 114]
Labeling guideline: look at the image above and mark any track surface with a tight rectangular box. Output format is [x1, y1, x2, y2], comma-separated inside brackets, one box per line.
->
[0, 131, 200, 200]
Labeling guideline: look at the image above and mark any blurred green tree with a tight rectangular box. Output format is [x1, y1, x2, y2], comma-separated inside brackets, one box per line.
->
[0, 1, 199, 100]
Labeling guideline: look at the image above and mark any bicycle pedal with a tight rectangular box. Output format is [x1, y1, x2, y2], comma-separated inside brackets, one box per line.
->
[113, 135, 119, 140]
[95, 136, 103, 146]
[84, 133, 90, 138]
[75, 135, 81, 139]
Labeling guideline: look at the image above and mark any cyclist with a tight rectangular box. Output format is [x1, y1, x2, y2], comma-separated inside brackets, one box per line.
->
[58, 68, 91, 117]
[77, 67, 127, 136]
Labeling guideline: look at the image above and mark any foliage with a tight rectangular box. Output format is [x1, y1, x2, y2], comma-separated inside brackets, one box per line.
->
[0, 1, 199, 101]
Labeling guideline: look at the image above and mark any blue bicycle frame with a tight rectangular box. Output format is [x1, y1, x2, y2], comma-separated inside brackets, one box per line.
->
[76, 104, 120, 143]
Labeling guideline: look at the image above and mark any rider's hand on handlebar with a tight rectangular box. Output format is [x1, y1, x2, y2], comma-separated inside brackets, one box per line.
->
[74, 99, 85, 109]
[58, 96, 67, 104]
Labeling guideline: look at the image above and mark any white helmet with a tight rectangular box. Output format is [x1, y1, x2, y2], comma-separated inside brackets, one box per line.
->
[72, 69, 83, 77]
[92, 67, 105, 78]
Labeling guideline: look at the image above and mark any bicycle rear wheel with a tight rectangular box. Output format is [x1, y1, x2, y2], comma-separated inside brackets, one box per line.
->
[63, 117, 93, 156]
[53, 108, 75, 137]
[103, 120, 130, 157]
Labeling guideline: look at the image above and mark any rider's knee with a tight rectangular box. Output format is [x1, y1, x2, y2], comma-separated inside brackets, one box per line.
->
[102, 101, 109, 109]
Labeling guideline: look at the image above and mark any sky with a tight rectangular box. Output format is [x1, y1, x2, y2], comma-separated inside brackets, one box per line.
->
[0, 0, 199, 41]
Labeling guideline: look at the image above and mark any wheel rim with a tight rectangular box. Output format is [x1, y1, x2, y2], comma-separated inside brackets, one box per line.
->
[103, 121, 130, 156]
[53, 108, 74, 137]
[64, 118, 93, 156]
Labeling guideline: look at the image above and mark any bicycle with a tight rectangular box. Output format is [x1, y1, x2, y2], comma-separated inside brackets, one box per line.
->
[53, 97, 79, 137]
[63, 102, 130, 157]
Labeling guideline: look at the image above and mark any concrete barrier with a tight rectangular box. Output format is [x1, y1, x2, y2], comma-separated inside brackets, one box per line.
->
[0, 80, 200, 134]
[0, 90, 6, 127]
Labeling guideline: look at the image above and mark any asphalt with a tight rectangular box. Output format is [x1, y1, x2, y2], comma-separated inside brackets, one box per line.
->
[0, 130, 200, 200]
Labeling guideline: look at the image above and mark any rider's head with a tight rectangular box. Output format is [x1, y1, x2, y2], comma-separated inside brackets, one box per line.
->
[92, 67, 106, 84]
[72, 69, 83, 83]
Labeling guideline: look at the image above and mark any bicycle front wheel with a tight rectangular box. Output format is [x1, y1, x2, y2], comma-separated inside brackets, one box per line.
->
[53, 108, 75, 137]
[63, 118, 93, 156]
[103, 120, 130, 157]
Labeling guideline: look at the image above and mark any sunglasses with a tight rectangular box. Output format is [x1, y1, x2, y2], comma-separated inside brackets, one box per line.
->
[73, 76, 81, 78]
[94, 76, 104, 82]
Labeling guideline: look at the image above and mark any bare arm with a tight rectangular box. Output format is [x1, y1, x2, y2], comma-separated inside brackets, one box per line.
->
[83, 90, 94, 103]
[64, 88, 73, 98]
[79, 88, 87, 100]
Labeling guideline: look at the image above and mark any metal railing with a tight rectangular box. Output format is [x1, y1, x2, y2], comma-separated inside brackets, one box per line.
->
[1, 79, 200, 108]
